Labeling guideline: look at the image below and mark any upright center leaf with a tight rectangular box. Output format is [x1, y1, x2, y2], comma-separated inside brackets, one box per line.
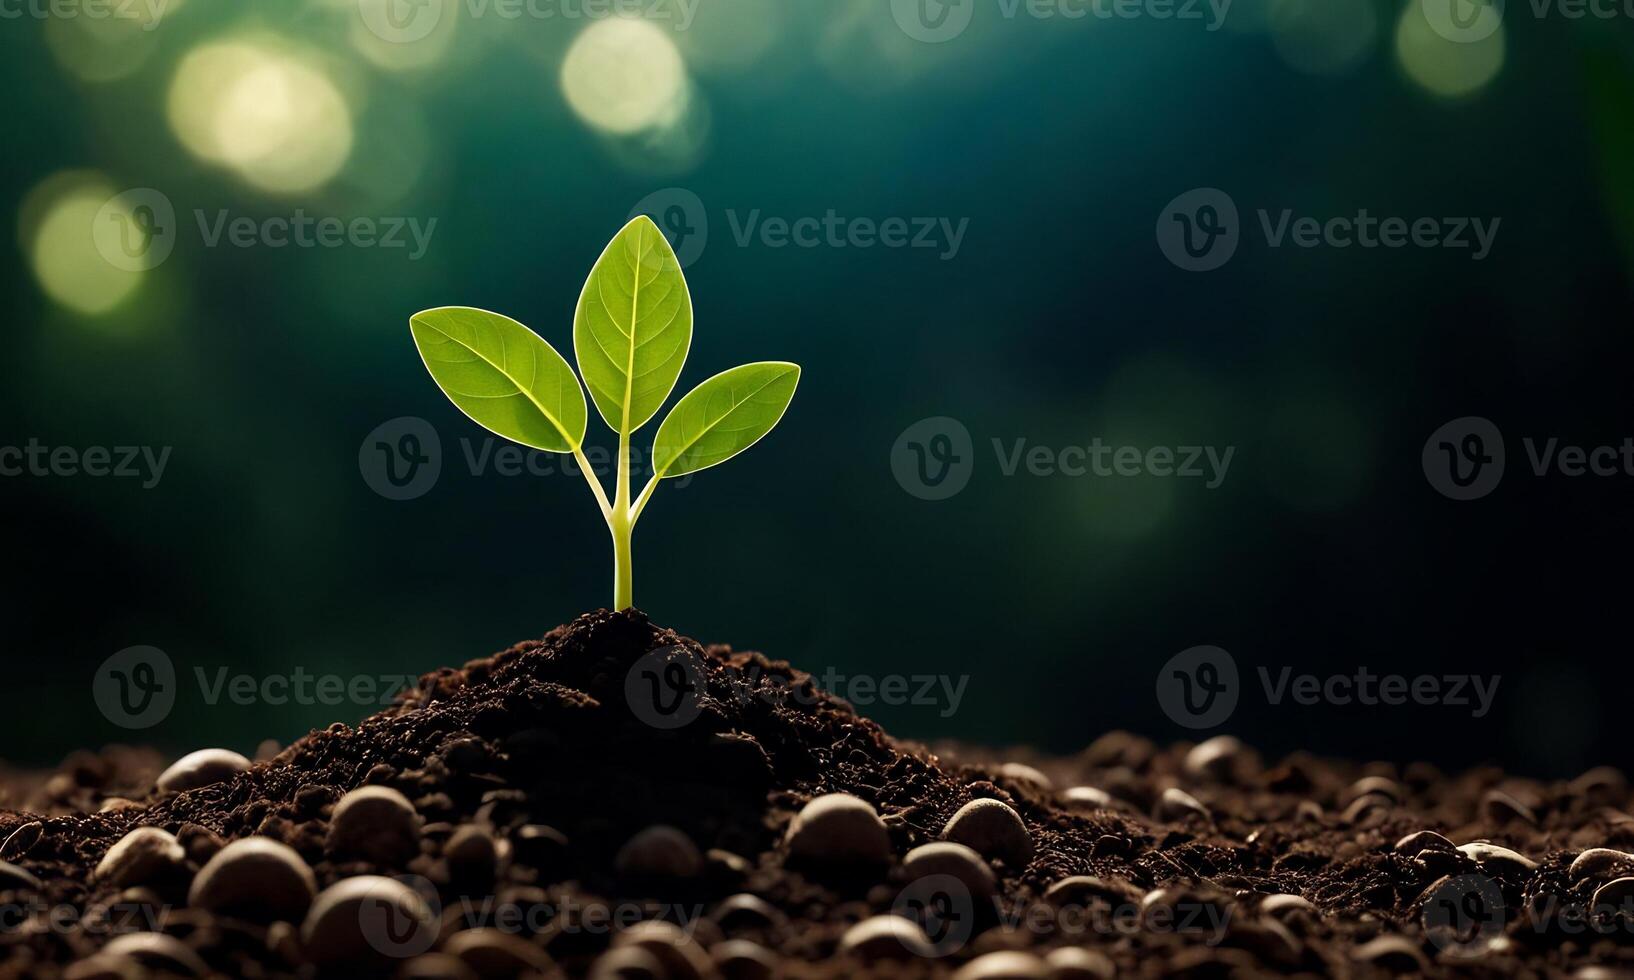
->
[573, 215, 693, 436]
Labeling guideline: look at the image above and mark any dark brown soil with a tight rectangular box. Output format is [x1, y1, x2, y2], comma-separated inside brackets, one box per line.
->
[1, 609, 1631, 978]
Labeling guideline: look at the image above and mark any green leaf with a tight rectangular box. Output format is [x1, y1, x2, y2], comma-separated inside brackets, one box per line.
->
[652, 362, 800, 479]
[410, 306, 587, 453]
[573, 215, 693, 435]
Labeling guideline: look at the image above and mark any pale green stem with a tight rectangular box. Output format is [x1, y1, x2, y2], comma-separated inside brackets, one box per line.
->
[611, 430, 633, 610]
[571, 445, 613, 523]
[630, 473, 661, 526]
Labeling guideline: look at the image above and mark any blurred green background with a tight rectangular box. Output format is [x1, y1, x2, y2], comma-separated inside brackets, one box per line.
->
[4, 0, 1633, 776]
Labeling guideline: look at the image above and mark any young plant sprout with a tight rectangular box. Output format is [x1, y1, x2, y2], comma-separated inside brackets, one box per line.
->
[410, 216, 800, 611]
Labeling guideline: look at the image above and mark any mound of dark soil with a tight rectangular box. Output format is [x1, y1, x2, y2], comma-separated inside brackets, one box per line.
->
[1, 609, 1631, 978]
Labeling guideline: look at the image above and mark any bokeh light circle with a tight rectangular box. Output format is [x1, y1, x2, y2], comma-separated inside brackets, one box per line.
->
[560, 18, 688, 135]
[1396, 2, 1505, 97]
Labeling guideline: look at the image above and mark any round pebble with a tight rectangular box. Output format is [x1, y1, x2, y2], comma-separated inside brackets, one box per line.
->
[1571, 848, 1634, 881]
[1392, 830, 1455, 855]
[616, 824, 704, 878]
[712, 939, 777, 980]
[1342, 776, 1402, 804]
[301, 875, 436, 967]
[1155, 787, 1210, 823]
[1044, 946, 1115, 980]
[952, 950, 1048, 980]
[155, 748, 252, 793]
[63, 953, 145, 980]
[998, 763, 1053, 790]
[1259, 893, 1316, 918]
[1482, 789, 1537, 825]
[903, 841, 997, 900]
[837, 915, 934, 960]
[1457, 841, 1539, 873]
[1061, 786, 1112, 811]
[398, 953, 480, 980]
[589, 946, 665, 980]
[444, 824, 500, 886]
[1350, 934, 1426, 970]
[326, 785, 422, 865]
[102, 933, 209, 977]
[1592, 876, 1634, 915]
[712, 893, 786, 932]
[1042, 875, 1137, 907]
[611, 921, 714, 980]
[784, 794, 891, 865]
[93, 827, 185, 888]
[1183, 735, 1243, 780]
[189, 837, 317, 920]
[442, 928, 554, 977]
[941, 798, 1032, 869]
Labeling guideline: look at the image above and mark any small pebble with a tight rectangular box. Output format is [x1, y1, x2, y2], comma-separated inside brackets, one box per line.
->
[1155, 787, 1210, 823]
[326, 785, 422, 865]
[1042, 875, 1136, 907]
[442, 928, 554, 977]
[952, 950, 1048, 980]
[1341, 793, 1392, 826]
[615, 824, 704, 878]
[398, 953, 480, 980]
[1259, 893, 1316, 918]
[1591, 876, 1634, 915]
[101, 933, 209, 977]
[0, 822, 42, 860]
[712, 939, 778, 980]
[1392, 830, 1455, 855]
[155, 748, 252, 793]
[903, 841, 997, 900]
[784, 794, 892, 865]
[1457, 841, 1539, 873]
[93, 827, 185, 888]
[1342, 776, 1402, 804]
[837, 915, 934, 960]
[445, 824, 501, 887]
[63, 954, 145, 980]
[1061, 786, 1112, 811]
[712, 893, 786, 932]
[0, 860, 42, 892]
[588, 946, 665, 980]
[1043, 947, 1115, 980]
[998, 763, 1053, 790]
[1183, 735, 1243, 781]
[1570, 767, 1627, 799]
[1350, 934, 1426, 970]
[1483, 789, 1537, 825]
[511, 824, 569, 869]
[189, 837, 317, 920]
[1572, 848, 1634, 881]
[611, 921, 715, 980]
[941, 798, 1032, 869]
[301, 875, 435, 967]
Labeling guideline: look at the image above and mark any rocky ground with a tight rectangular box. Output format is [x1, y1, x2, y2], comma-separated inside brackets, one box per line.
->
[1, 608, 1631, 978]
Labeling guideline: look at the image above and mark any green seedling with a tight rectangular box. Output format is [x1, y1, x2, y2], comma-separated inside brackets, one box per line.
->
[410, 216, 800, 611]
